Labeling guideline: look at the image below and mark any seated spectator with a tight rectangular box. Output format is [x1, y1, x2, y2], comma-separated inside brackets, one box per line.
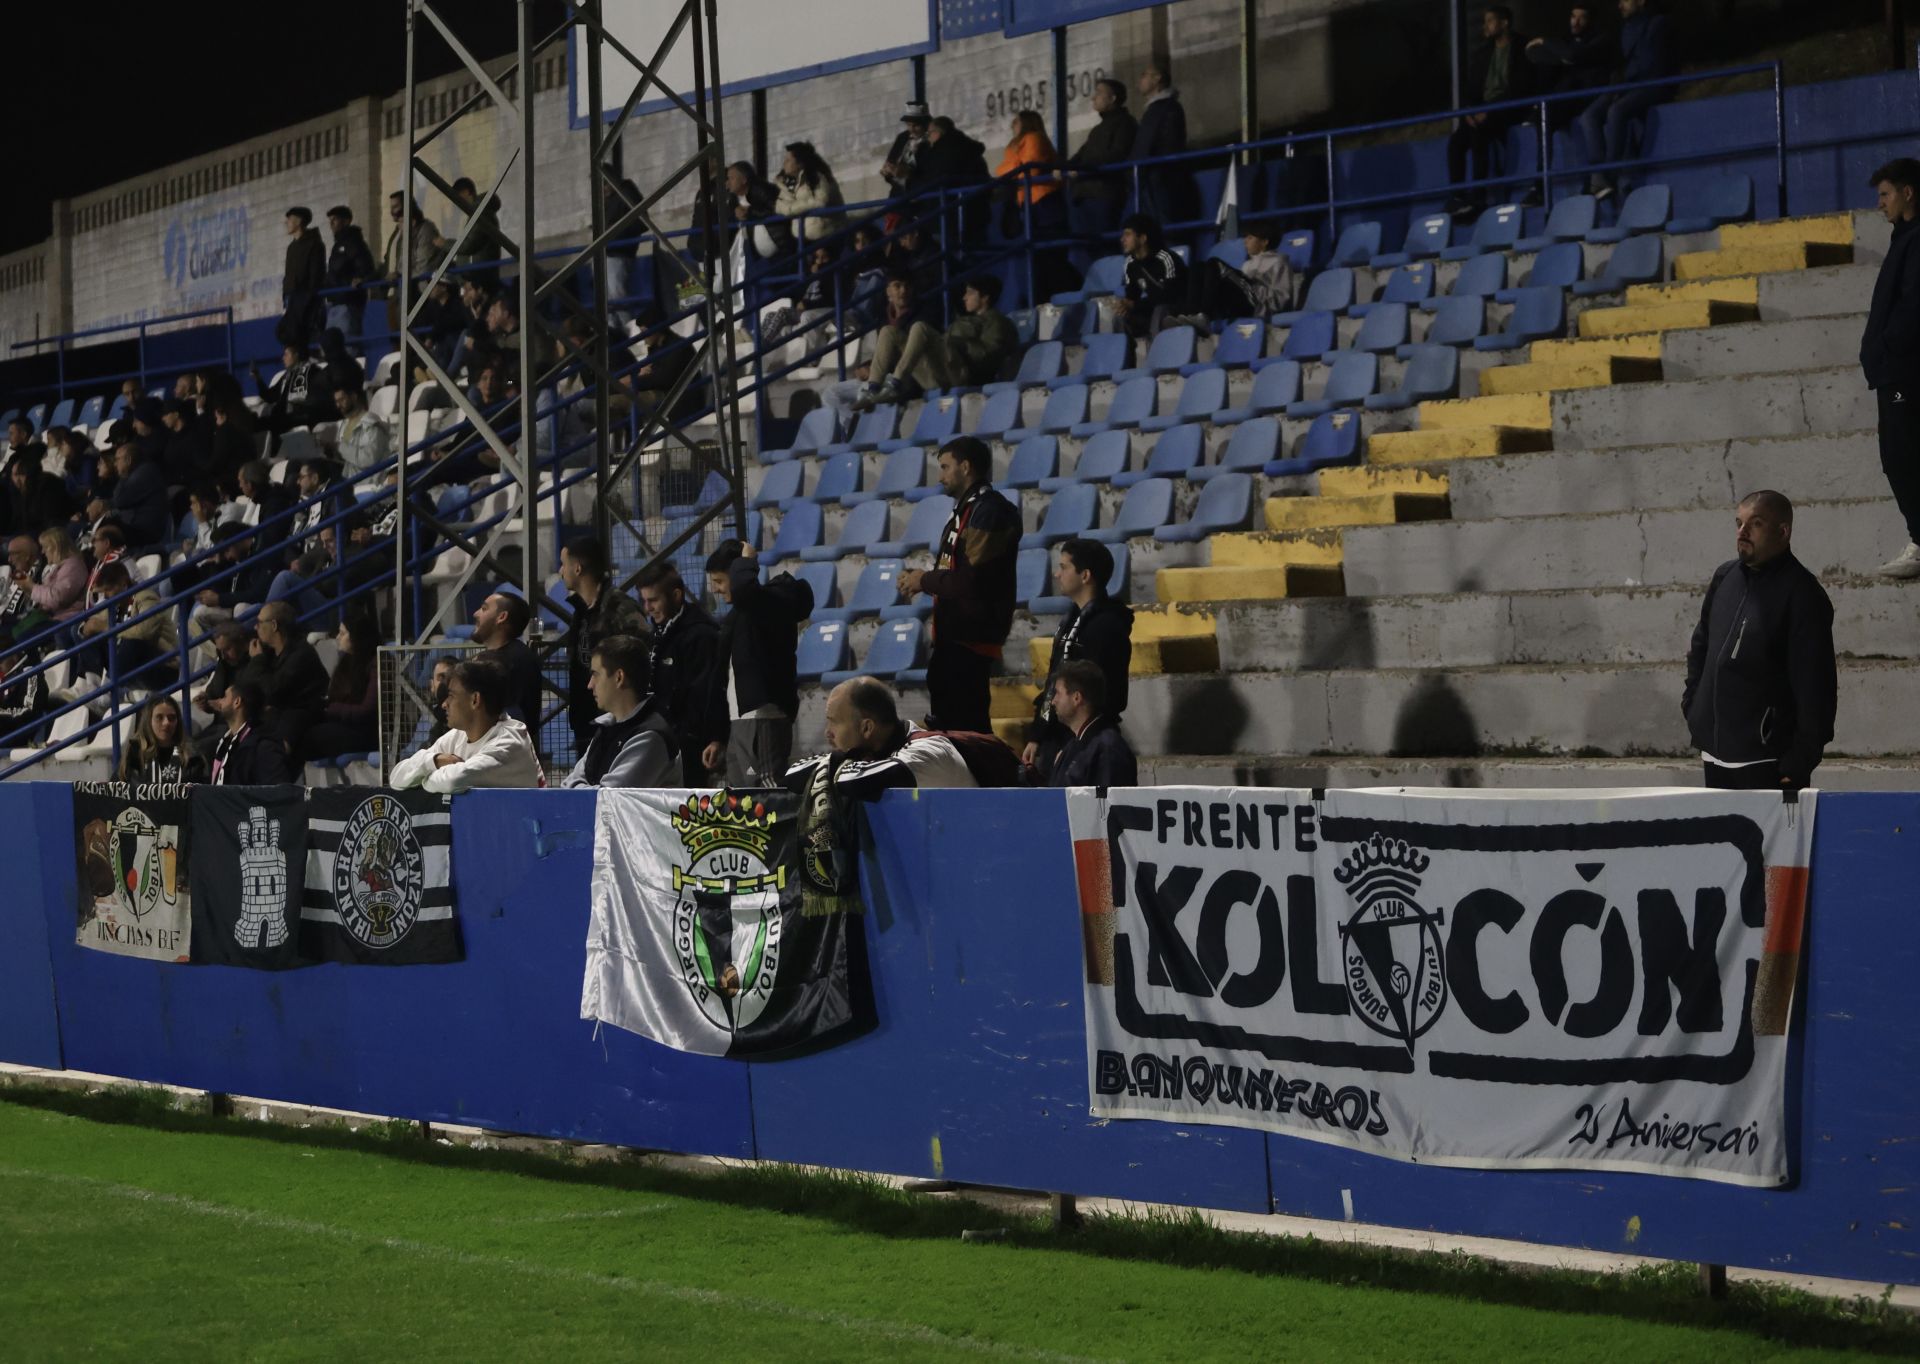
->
[841, 224, 891, 333]
[210, 680, 295, 786]
[1446, 6, 1538, 217]
[483, 294, 522, 372]
[319, 326, 364, 392]
[1045, 659, 1138, 788]
[323, 205, 377, 337]
[562, 633, 677, 788]
[84, 521, 128, 607]
[251, 344, 337, 451]
[118, 694, 206, 785]
[4, 448, 72, 537]
[30, 527, 87, 619]
[390, 657, 544, 792]
[322, 513, 389, 597]
[1526, 3, 1615, 129]
[265, 548, 338, 631]
[471, 589, 543, 725]
[3, 415, 45, 477]
[238, 460, 294, 527]
[189, 523, 278, 648]
[850, 274, 1018, 409]
[6, 533, 37, 585]
[787, 675, 1006, 799]
[128, 399, 168, 465]
[96, 439, 169, 550]
[158, 399, 212, 487]
[255, 599, 330, 753]
[1115, 214, 1188, 340]
[883, 224, 942, 299]
[286, 458, 338, 555]
[438, 177, 504, 292]
[1178, 220, 1295, 323]
[1579, 0, 1674, 199]
[207, 397, 258, 492]
[761, 242, 839, 347]
[190, 622, 260, 752]
[626, 327, 696, 427]
[51, 427, 97, 505]
[1068, 78, 1138, 235]
[774, 142, 844, 242]
[300, 614, 380, 763]
[1024, 537, 1134, 780]
[881, 102, 933, 198]
[74, 558, 175, 687]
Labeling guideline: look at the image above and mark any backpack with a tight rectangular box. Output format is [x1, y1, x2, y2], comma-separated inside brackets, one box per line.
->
[918, 729, 1023, 788]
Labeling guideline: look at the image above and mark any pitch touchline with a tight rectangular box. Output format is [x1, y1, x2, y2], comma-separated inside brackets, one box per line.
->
[0, 1166, 1109, 1364]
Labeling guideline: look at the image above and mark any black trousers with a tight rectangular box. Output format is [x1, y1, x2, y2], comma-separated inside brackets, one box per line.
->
[1876, 386, 1920, 543]
[926, 639, 993, 735]
[1445, 113, 1521, 202]
[1703, 759, 1786, 791]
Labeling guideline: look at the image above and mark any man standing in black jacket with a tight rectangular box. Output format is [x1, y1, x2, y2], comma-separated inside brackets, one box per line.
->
[255, 600, 330, 756]
[1681, 491, 1836, 791]
[278, 207, 327, 350]
[472, 590, 544, 727]
[703, 540, 812, 787]
[1047, 660, 1138, 788]
[899, 437, 1019, 735]
[324, 206, 377, 337]
[1525, 4, 1614, 129]
[638, 563, 723, 786]
[1861, 157, 1920, 579]
[1024, 537, 1134, 781]
[560, 535, 649, 747]
[1069, 79, 1139, 236]
[1130, 63, 1189, 227]
[1447, 6, 1538, 216]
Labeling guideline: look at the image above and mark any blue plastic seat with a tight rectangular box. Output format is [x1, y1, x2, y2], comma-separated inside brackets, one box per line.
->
[1158, 471, 1253, 543]
[1113, 424, 1203, 488]
[1086, 477, 1175, 544]
[1266, 409, 1362, 475]
[106, 394, 130, 420]
[1207, 239, 1249, 270]
[1586, 184, 1672, 244]
[1571, 233, 1663, 297]
[763, 406, 834, 464]
[1002, 435, 1059, 489]
[867, 492, 953, 558]
[1213, 361, 1301, 426]
[1015, 546, 1050, 606]
[1287, 350, 1378, 418]
[1277, 311, 1337, 362]
[1328, 222, 1383, 268]
[1049, 254, 1127, 306]
[1278, 230, 1316, 273]
[1365, 344, 1459, 411]
[1421, 252, 1507, 312]
[1667, 175, 1753, 235]
[790, 561, 840, 611]
[751, 460, 806, 510]
[1181, 318, 1266, 374]
[1140, 369, 1228, 432]
[1190, 417, 1279, 483]
[48, 398, 75, 428]
[822, 618, 926, 687]
[1400, 295, 1487, 354]
[1041, 430, 1131, 491]
[1515, 194, 1598, 252]
[808, 451, 864, 504]
[24, 403, 46, 433]
[798, 499, 891, 562]
[1498, 241, 1584, 301]
[1474, 285, 1566, 351]
[764, 501, 824, 564]
[814, 558, 905, 622]
[1052, 332, 1130, 389]
[1351, 262, 1436, 318]
[1351, 302, 1410, 355]
[795, 620, 851, 680]
[1274, 268, 1355, 326]
[1020, 482, 1098, 550]
[878, 394, 960, 454]
[1440, 203, 1525, 262]
[970, 387, 1025, 441]
[1115, 325, 1196, 382]
[1032, 543, 1130, 613]
[822, 404, 901, 455]
[983, 340, 1064, 395]
[77, 395, 105, 428]
[1070, 375, 1157, 438]
[1006, 383, 1089, 441]
[1371, 212, 1452, 268]
[844, 447, 927, 505]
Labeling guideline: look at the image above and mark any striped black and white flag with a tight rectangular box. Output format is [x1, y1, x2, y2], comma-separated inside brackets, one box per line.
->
[300, 788, 462, 965]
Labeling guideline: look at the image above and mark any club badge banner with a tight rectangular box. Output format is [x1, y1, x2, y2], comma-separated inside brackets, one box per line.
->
[189, 786, 309, 970]
[1069, 786, 1817, 1186]
[73, 783, 192, 962]
[301, 788, 462, 965]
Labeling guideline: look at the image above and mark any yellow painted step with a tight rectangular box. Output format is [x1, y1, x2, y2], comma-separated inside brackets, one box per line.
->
[1673, 242, 1851, 282]
[1416, 392, 1552, 431]
[1478, 354, 1661, 396]
[1317, 466, 1448, 497]
[1027, 626, 1219, 678]
[1367, 425, 1553, 464]
[990, 718, 1028, 749]
[1577, 299, 1759, 339]
[1623, 276, 1759, 308]
[1529, 333, 1664, 364]
[1155, 562, 1345, 604]
[1720, 213, 1854, 250]
[1208, 529, 1345, 568]
[1264, 491, 1449, 531]
[1132, 604, 1220, 639]
[991, 679, 1038, 720]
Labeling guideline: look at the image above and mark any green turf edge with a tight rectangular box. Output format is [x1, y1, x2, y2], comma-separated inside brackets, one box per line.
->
[2, 1081, 1915, 1359]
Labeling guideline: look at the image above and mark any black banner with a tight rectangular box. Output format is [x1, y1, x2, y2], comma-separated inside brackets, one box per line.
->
[189, 785, 308, 969]
[300, 788, 462, 965]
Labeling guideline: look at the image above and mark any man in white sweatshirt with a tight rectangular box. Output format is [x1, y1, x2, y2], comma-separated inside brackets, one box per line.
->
[390, 657, 545, 793]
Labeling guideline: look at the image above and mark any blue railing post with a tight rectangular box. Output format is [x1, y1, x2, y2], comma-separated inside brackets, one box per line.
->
[1773, 61, 1788, 218]
[1538, 98, 1552, 209]
[1021, 180, 1037, 318]
[175, 601, 193, 739]
[1324, 133, 1338, 248]
[105, 630, 120, 774]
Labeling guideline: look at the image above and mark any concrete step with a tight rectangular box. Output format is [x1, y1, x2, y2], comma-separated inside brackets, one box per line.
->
[1529, 333, 1664, 365]
[1135, 753, 1920, 792]
[1478, 354, 1661, 396]
[1674, 241, 1853, 282]
[1119, 659, 1920, 759]
[1366, 424, 1553, 465]
[1553, 366, 1874, 451]
[1756, 263, 1876, 322]
[1263, 490, 1450, 531]
[1659, 315, 1862, 381]
[1208, 579, 1919, 673]
[1339, 497, 1911, 597]
[1577, 298, 1759, 339]
[1317, 465, 1449, 497]
[1720, 212, 1857, 250]
[1626, 277, 1760, 309]
[1416, 391, 1552, 431]
[1155, 562, 1346, 604]
[1444, 429, 1886, 521]
[1026, 629, 1220, 679]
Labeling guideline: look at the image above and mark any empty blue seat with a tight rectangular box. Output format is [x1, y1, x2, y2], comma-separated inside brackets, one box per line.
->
[1277, 311, 1337, 362]
[1140, 369, 1228, 432]
[1401, 295, 1487, 354]
[790, 561, 840, 611]
[1006, 383, 1089, 441]
[1207, 239, 1249, 270]
[77, 395, 105, 428]
[1113, 424, 1203, 488]
[764, 501, 824, 564]
[1182, 318, 1266, 374]
[1571, 233, 1663, 297]
[1015, 546, 1050, 606]
[1158, 471, 1253, 542]
[1421, 252, 1507, 312]
[808, 451, 864, 504]
[1279, 229, 1316, 273]
[1351, 302, 1410, 355]
[1049, 254, 1127, 306]
[1020, 482, 1098, 550]
[1213, 361, 1301, 425]
[867, 493, 953, 558]
[1365, 344, 1459, 411]
[1515, 194, 1598, 252]
[1266, 409, 1362, 475]
[1372, 212, 1452, 268]
[822, 404, 901, 455]
[1440, 203, 1525, 262]
[814, 558, 904, 622]
[798, 499, 891, 562]
[823, 618, 926, 687]
[796, 620, 851, 681]
[1041, 430, 1130, 491]
[764, 406, 834, 464]
[1586, 184, 1671, 244]
[1351, 262, 1436, 318]
[1115, 325, 1196, 381]
[1190, 417, 1279, 483]
[983, 340, 1064, 394]
[106, 394, 130, 420]
[970, 387, 1025, 440]
[1667, 175, 1753, 234]
[1274, 268, 1355, 325]
[1053, 332, 1131, 388]
[751, 460, 806, 510]
[1289, 350, 1378, 418]
[1498, 240, 1584, 301]
[1003, 435, 1059, 489]
[879, 394, 960, 453]
[1086, 477, 1175, 544]
[48, 398, 75, 428]
[844, 446, 927, 505]
[24, 403, 46, 433]
[1071, 375, 1157, 438]
[1328, 222, 1383, 268]
[1474, 285, 1566, 351]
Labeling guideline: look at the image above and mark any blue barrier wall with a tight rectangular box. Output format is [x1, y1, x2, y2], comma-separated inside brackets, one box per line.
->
[5, 783, 1917, 1285]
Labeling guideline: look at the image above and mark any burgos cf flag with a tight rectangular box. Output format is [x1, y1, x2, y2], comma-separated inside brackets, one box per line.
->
[583, 788, 868, 1057]
[73, 782, 191, 962]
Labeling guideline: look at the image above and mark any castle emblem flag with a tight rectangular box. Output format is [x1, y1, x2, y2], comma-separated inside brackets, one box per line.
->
[73, 783, 191, 962]
[582, 788, 868, 1058]
[301, 788, 461, 965]
[189, 786, 308, 969]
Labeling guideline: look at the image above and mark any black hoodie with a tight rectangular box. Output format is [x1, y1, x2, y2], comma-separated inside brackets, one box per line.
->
[1028, 593, 1134, 748]
[709, 557, 812, 737]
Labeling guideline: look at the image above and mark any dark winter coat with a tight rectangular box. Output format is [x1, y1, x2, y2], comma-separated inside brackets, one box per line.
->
[919, 482, 1019, 652]
[710, 557, 812, 735]
[1861, 215, 1920, 392]
[1048, 713, 1138, 789]
[1027, 593, 1135, 747]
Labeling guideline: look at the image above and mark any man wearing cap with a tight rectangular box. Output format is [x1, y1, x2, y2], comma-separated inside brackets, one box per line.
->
[882, 102, 934, 198]
[278, 206, 327, 350]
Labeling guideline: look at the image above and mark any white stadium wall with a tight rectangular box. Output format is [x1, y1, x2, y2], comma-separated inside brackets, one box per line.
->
[0, 247, 49, 357]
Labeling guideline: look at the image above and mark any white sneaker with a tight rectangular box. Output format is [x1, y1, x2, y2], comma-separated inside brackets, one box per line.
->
[1878, 542, 1920, 579]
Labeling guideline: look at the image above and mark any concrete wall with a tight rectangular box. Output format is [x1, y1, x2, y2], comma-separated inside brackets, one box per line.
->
[0, 245, 49, 356]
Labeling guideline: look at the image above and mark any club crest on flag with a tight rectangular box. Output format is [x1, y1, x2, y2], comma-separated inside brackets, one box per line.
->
[333, 794, 427, 950]
[1334, 833, 1447, 1051]
[670, 791, 785, 1030]
[84, 806, 181, 921]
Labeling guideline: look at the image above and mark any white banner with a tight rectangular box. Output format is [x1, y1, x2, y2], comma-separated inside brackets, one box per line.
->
[1069, 787, 1816, 1186]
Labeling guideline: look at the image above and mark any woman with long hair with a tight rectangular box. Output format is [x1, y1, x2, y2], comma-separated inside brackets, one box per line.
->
[996, 109, 1070, 292]
[774, 141, 845, 242]
[118, 694, 205, 785]
[300, 611, 381, 762]
[31, 527, 87, 619]
[995, 110, 1060, 208]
